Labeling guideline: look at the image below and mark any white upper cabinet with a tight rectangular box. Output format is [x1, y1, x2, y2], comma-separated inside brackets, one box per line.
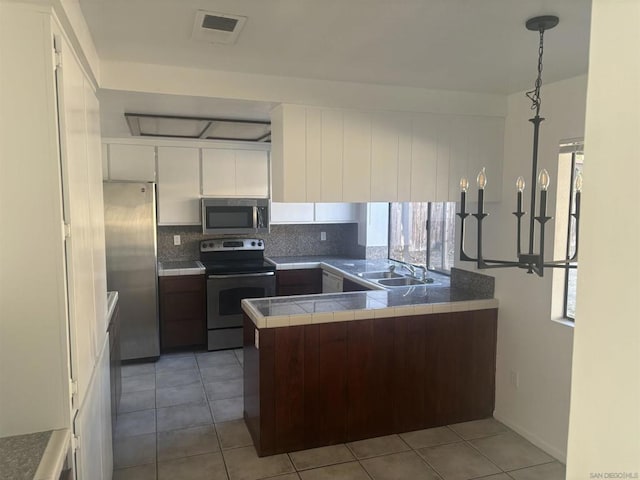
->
[271, 104, 505, 203]
[202, 148, 269, 198]
[370, 113, 413, 202]
[315, 203, 358, 222]
[236, 150, 269, 197]
[157, 146, 201, 225]
[320, 109, 344, 201]
[271, 202, 358, 224]
[342, 111, 371, 201]
[271, 105, 306, 202]
[410, 114, 438, 202]
[106, 144, 156, 182]
[202, 148, 236, 196]
[270, 202, 315, 223]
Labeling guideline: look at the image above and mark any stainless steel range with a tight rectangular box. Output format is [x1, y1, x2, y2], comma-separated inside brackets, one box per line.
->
[200, 238, 276, 350]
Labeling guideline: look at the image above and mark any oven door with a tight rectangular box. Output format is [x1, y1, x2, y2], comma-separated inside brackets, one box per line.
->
[207, 272, 275, 329]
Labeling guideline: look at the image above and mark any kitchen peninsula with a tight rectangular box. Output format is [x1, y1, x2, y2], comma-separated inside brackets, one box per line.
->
[241, 258, 498, 456]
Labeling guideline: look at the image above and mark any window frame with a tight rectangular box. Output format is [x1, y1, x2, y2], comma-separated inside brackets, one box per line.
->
[426, 202, 454, 276]
[386, 202, 428, 269]
[387, 202, 455, 276]
[562, 150, 582, 321]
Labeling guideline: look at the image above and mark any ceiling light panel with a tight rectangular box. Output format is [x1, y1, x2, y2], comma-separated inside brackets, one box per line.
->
[205, 122, 270, 141]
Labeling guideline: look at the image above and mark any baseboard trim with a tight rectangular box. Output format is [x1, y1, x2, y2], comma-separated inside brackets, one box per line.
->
[493, 411, 567, 464]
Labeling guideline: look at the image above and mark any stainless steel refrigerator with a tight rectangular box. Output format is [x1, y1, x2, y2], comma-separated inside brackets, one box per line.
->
[104, 182, 160, 361]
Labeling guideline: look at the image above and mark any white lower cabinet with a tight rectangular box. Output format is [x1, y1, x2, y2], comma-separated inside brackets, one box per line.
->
[157, 146, 201, 225]
[74, 336, 112, 480]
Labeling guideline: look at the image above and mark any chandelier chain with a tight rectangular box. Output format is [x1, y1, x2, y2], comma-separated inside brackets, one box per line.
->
[526, 29, 545, 113]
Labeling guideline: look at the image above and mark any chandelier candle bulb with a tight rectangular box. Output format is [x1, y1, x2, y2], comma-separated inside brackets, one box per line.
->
[477, 168, 487, 215]
[477, 168, 487, 190]
[515, 176, 526, 214]
[538, 169, 550, 191]
[459, 177, 469, 215]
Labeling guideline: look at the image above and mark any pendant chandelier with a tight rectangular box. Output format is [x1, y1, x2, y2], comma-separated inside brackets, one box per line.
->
[457, 15, 581, 277]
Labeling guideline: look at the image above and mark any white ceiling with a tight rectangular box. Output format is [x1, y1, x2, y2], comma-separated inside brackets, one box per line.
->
[80, 0, 591, 95]
[86, 0, 591, 136]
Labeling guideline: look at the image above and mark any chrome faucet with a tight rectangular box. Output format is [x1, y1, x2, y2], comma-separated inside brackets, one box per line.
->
[414, 265, 428, 281]
[404, 263, 427, 281]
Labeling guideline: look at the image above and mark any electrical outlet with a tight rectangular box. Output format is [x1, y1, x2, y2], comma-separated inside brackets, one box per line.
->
[173, 235, 181, 246]
[509, 370, 520, 389]
[320, 231, 327, 241]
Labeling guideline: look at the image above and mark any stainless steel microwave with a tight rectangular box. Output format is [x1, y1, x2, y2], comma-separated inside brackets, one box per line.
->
[201, 198, 269, 235]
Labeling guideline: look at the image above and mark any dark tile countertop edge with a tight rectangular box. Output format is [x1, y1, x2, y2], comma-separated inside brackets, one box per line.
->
[243, 256, 497, 328]
[0, 428, 70, 480]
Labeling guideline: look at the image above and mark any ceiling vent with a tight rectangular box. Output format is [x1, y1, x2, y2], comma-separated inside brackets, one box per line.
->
[125, 114, 270, 142]
[192, 10, 247, 45]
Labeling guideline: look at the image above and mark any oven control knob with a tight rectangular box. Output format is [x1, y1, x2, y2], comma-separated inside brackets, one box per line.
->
[251, 241, 256, 246]
[258, 241, 262, 247]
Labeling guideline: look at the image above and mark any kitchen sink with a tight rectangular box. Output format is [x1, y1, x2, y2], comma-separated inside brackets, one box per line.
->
[357, 271, 403, 280]
[377, 277, 427, 287]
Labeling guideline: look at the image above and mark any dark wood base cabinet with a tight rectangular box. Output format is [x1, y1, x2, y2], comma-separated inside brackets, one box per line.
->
[342, 278, 371, 292]
[159, 275, 206, 351]
[243, 309, 498, 456]
[276, 269, 322, 296]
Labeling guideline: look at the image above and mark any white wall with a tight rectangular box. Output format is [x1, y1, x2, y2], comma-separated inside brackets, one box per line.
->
[357, 203, 389, 248]
[566, 0, 640, 475]
[471, 75, 588, 462]
[100, 60, 507, 117]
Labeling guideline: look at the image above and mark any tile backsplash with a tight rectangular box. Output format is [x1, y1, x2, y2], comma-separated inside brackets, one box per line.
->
[157, 223, 361, 261]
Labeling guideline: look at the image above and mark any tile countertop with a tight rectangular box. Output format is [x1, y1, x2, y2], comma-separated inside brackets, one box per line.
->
[0, 429, 70, 480]
[243, 256, 498, 329]
[158, 260, 205, 276]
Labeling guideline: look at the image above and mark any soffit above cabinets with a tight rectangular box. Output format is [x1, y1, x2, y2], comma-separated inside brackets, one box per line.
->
[125, 113, 271, 142]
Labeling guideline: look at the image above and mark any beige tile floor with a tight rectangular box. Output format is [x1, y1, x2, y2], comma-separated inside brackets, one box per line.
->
[112, 351, 566, 480]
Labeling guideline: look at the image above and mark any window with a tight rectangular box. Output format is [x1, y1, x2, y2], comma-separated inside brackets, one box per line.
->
[552, 141, 583, 322]
[388, 202, 428, 267]
[427, 202, 457, 274]
[388, 202, 456, 273]
[563, 150, 583, 320]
